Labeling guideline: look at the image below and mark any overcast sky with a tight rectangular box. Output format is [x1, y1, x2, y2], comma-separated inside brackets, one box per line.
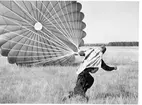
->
[80, 1, 139, 43]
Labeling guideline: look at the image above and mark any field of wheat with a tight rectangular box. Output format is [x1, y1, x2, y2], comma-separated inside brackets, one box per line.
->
[0, 47, 138, 104]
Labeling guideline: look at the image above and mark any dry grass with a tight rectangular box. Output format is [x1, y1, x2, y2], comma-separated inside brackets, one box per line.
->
[0, 47, 138, 104]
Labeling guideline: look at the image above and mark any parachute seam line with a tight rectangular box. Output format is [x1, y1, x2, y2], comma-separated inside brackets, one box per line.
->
[40, 1, 50, 21]
[47, 1, 73, 20]
[32, 32, 39, 63]
[57, 1, 73, 40]
[16, 30, 34, 62]
[71, 2, 77, 47]
[30, 53, 72, 65]
[48, 1, 58, 16]
[0, 26, 69, 52]
[31, 31, 39, 63]
[70, 2, 77, 47]
[40, 1, 44, 21]
[1, 29, 28, 48]
[53, 56, 67, 65]
[29, 1, 37, 21]
[0, 25, 67, 51]
[63, 1, 76, 45]
[14, 1, 73, 51]
[12, 1, 35, 23]
[38, 1, 42, 21]
[16, 53, 71, 64]
[76, 2, 79, 46]
[1, 38, 67, 53]
[1, 14, 28, 23]
[36, 1, 40, 20]
[40, 1, 77, 48]
[36, 1, 38, 20]
[38, 33, 47, 61]
[24, 31, 35, 63]
[40, 1, 72, 42]
[32, 1, 76, 49]
[58, 55, 71, 65]
[3, 54, 67, 58]
[70, 1, 78, 46]
[35, 29, 39, 61]
[49, 1, 76, 45]
[57, 1, 72, 39]
[58, 1, 75, 44]
[1, 4, 71, 52]
[8, 30, 31, 57]
[22, 1, 32, 16]
[1, 16, 7, 34]
[45, 12, 81, 24]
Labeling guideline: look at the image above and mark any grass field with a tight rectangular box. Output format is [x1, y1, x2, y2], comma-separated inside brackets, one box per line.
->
[0, 47, 138, 104]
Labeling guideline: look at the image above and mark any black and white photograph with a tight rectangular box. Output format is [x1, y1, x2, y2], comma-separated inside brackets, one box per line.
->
[0, 0, 139, 104]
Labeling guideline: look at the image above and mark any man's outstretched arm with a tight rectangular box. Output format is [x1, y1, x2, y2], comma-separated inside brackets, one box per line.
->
[101, 60, 117, 71]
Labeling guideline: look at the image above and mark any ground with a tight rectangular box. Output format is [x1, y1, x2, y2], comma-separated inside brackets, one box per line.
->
[0, 47, 138, 104]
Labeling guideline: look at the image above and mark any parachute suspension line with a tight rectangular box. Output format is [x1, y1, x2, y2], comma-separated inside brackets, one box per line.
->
[0, 14, 70, 53]
[32, 57, 67, 66]
[7, 30, 33, 59]
[22, 52, 74, 65]
[29, 2, 74, 53]
[70, 1, 78, 48]
[1, 2, 72, 53]
[12, 1, 36, 23]
[39, 1, 44, 21]
[75, 1, 80, 47]
[2, 48, 67, 55]
[13, 1, 72, 52]
[22, 1, 32, 16]
[63, 1, 76, 46]
[39, 2, 75, 47]
[0, 30, 70, 56]
[16, 53, 72, 64]
[3, 1, 69, 51]
[30, 2, 75, 52]
[58, 1, 75, 44]
[0, 27, 69, 52]
[0, 30, 71, 64]
[0, 3, 56, 48]
[76, 2, 79, 47]
[15, 30, 34, 60]
[39, 1, 50, 21]
[40, 1, 77, 48]
[51, 1, 76, 46]
[1, 14, 28, 24]
[48, 1, 75, 43]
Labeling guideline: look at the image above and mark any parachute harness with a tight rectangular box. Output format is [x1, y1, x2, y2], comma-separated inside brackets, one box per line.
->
[76, 48, 103, 74]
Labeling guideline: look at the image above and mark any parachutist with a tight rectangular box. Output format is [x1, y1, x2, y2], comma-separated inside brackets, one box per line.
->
[64, 46, 117, 101]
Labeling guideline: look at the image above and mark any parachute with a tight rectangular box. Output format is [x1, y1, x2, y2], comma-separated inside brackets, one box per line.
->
[0, 1, 86, 66]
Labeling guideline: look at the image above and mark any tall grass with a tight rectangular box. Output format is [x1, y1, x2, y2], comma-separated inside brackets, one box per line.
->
[0, 47, 138, 104]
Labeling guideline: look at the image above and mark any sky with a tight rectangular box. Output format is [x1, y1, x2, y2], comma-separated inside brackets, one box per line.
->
[79, 1, 139, 43]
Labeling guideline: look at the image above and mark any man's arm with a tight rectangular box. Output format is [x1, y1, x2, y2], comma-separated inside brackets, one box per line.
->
[101, 60, 117, 71]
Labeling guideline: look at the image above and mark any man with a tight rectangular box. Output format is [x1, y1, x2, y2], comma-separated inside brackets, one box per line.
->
[63, 45, 117, 101]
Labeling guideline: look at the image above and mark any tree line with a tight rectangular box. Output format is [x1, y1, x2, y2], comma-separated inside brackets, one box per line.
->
[84, 41, 139, 46]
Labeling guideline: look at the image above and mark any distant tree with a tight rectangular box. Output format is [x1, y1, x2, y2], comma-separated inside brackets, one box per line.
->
[108, 41, 139, 46]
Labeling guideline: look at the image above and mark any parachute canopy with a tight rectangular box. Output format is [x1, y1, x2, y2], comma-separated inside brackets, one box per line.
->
[0, 1, 86, 66]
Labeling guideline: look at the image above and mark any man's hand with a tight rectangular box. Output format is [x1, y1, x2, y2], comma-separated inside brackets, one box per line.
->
[113, 66, 117, 70]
